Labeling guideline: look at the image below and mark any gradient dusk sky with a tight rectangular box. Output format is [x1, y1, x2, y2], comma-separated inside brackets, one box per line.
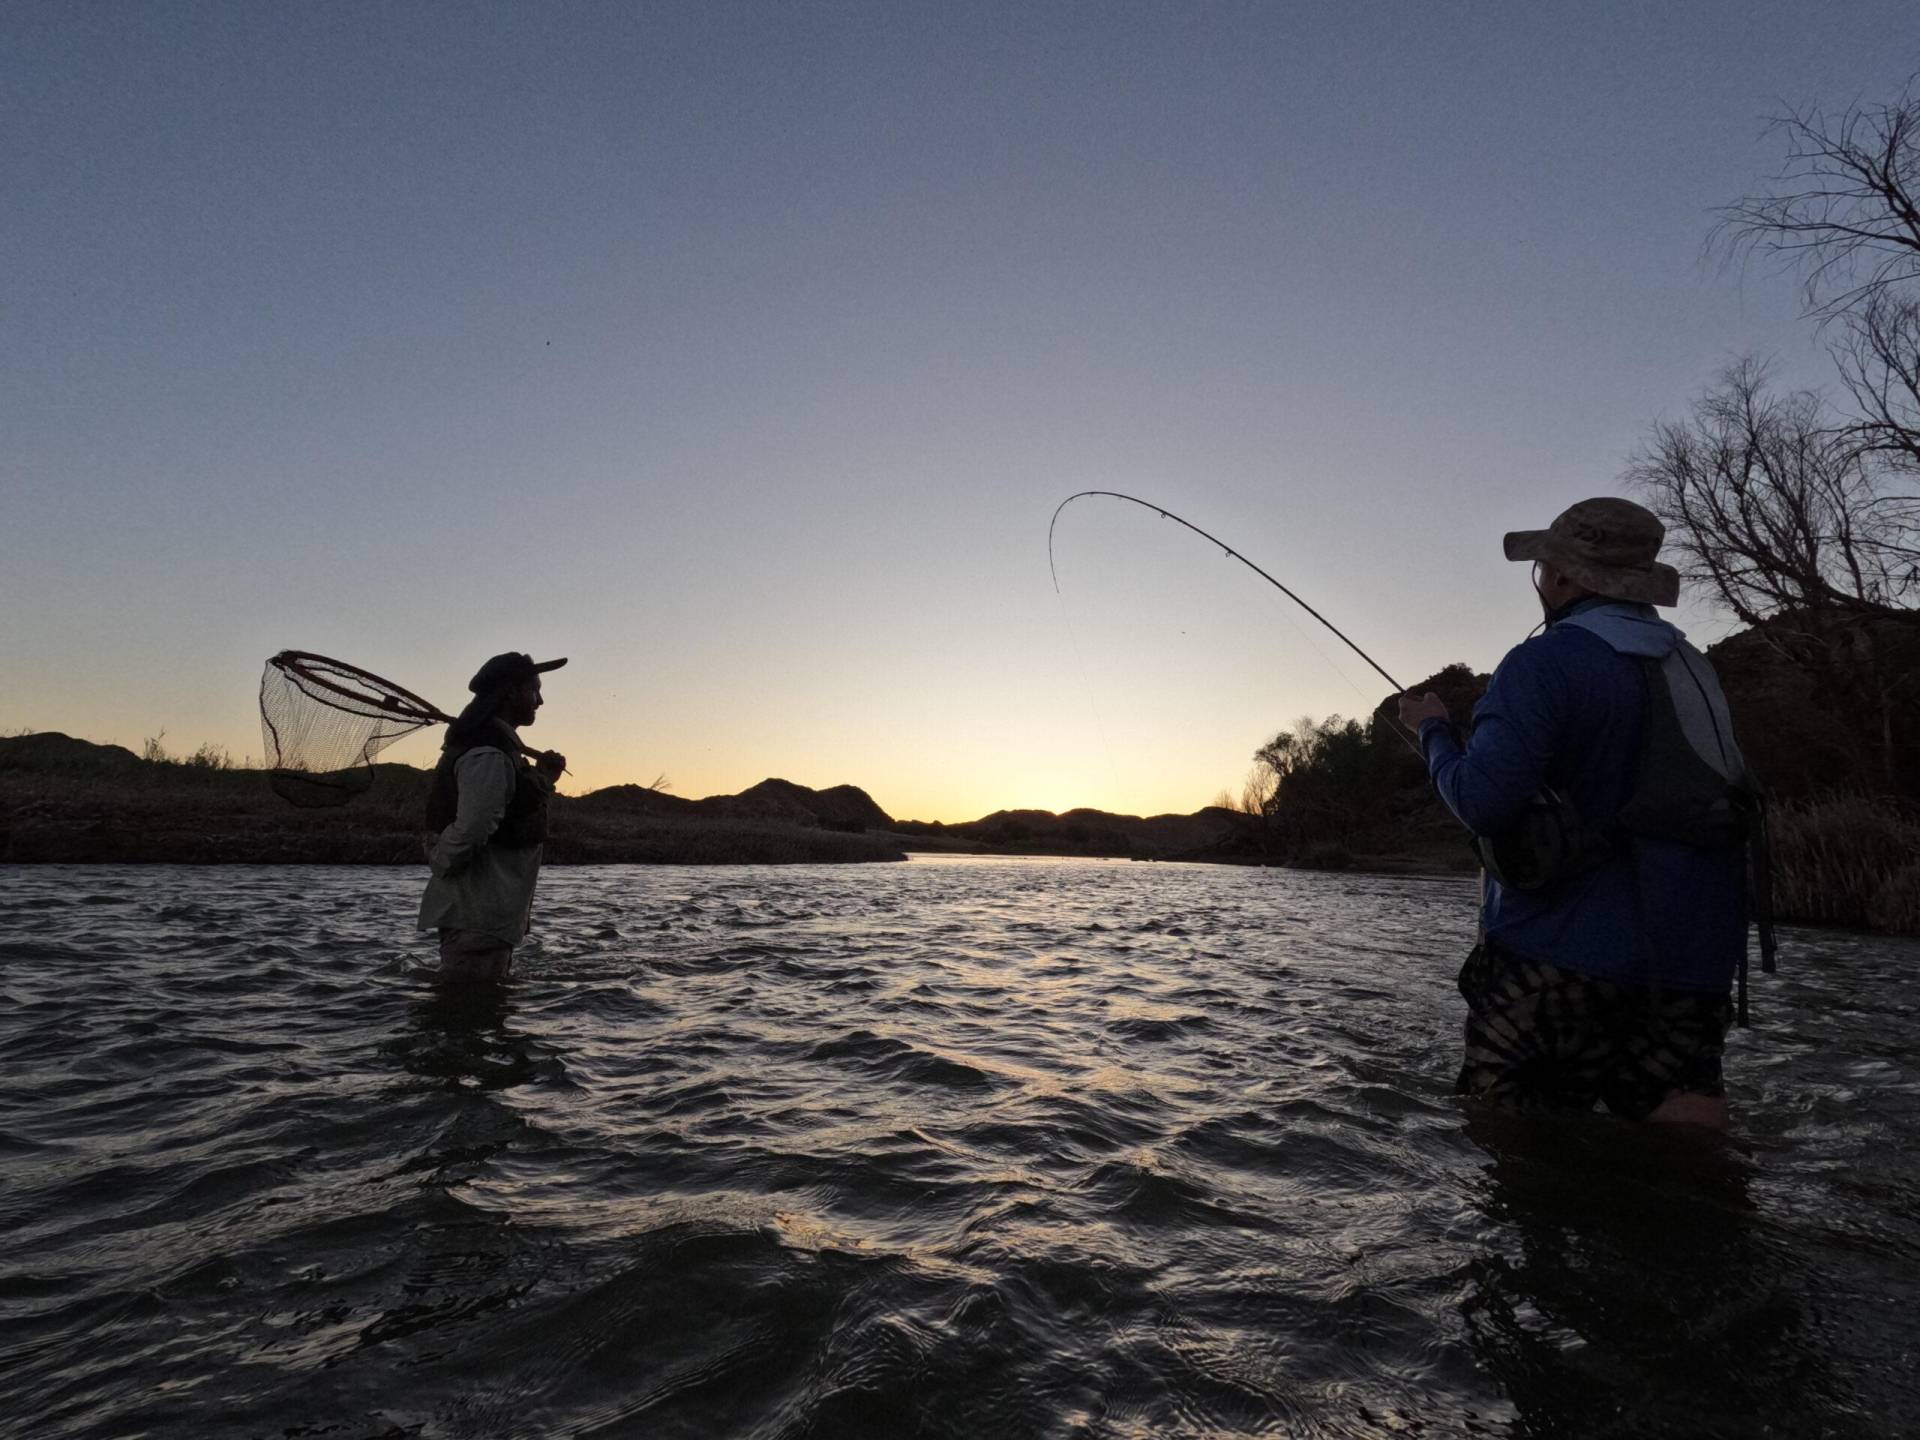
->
[5, 4, 1915, 820]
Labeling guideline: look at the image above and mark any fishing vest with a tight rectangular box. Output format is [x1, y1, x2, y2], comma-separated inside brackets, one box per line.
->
[424, 722, 548, 850]
[1473, 622, 1757, 892]
[1613, 637, 1755, 849]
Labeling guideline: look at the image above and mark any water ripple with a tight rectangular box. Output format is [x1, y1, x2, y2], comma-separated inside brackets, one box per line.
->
[0, 858, 1915, 1438]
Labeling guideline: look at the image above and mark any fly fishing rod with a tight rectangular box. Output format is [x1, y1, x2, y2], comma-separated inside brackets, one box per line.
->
[1047, 490, 1425, 754]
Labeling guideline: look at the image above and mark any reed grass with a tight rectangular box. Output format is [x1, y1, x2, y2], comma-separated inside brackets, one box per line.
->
[141, 734, 238, 770]
[1766, 795, 1920, 933]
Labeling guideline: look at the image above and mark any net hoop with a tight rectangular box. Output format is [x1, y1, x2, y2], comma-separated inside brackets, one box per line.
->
[259, 651, 452, 807]
[267, 651, 451, 726]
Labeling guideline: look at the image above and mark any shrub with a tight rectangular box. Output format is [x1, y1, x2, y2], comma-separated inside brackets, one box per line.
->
[139, 735, 234, 771]
[1297, 842, 1355, 871]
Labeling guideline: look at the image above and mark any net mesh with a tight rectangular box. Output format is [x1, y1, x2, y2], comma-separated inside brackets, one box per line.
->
[259, 652, 445, 807]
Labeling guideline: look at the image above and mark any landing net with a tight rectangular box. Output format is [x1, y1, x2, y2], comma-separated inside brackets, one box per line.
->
[259, 651, 448, 807]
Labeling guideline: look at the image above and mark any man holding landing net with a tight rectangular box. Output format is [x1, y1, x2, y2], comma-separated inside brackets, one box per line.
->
[418, 653, 568, 983]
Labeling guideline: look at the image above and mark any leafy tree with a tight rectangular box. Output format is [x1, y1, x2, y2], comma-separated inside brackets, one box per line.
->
[1252, 714, 1405, 846]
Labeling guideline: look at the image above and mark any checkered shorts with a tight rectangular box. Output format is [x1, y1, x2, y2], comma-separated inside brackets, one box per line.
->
[1455, 940, 1733, 1120]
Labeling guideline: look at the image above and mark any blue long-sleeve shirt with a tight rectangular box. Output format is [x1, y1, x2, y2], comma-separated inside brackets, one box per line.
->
[1419, 598, 1746, 991]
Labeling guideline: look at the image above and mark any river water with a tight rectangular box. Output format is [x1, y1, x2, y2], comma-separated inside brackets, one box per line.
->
[2, 859, 1915, 1439]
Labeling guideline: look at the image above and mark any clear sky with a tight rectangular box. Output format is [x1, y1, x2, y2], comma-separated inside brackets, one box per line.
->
[5, 4, 1914, 820]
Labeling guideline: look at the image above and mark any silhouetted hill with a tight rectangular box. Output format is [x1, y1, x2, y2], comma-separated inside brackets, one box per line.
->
[0, 733, 145, 776]
[0, 735, 905, 866]
[793, 783, 893, 828]
[701, 778, 893, 829]
[573, 776, 892, 831]
[574, 772, 1264, 861]
[892, 804, 1254, 860]
[568, 783, 703, 818]
[1368, 662, 1489, 735]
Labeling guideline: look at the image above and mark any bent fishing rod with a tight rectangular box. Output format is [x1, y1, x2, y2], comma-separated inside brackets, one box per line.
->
[1047, 490, 1424, 753]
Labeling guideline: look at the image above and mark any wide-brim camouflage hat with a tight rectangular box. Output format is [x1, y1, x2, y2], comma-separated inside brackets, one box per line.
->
[1502, 497, 1680, 607]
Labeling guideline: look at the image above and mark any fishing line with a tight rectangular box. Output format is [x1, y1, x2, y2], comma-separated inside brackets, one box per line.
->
[1253, 585, 1383, 720]
[1049, 586, 1131, 812]
[1047, 490, 1425, 757]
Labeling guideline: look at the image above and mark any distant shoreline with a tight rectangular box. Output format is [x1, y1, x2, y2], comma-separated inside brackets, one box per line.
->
[0, 732, 1240, 868]
[0, 730, 1480, 876]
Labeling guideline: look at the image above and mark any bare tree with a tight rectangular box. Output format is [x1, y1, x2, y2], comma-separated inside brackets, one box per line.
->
[1251, 717, 1321, 798]
[1206, 764, 1282, 818]
[1635, 84, 1920, 623]
[1716, 84, 1920, 481]
[1239, 762, 1277, 817]
[1833, 289, 1920, 477]
[1628, 359, 1918, 624]
[1714, 88, 1920, 324]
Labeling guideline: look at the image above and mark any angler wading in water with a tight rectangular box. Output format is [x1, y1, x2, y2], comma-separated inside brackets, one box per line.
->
[1397, 498, 1762, 1130]
[418, 653, 568, 983]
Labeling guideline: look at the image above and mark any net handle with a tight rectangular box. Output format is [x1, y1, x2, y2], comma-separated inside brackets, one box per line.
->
[270, 650, 562, 766]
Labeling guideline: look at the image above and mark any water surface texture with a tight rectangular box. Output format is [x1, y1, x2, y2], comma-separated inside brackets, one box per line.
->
[3, 860, 1916, 1438]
